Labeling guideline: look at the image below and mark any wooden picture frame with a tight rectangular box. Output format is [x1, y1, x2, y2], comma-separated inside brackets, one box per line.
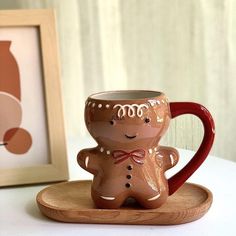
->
[0, 9, 69, 186]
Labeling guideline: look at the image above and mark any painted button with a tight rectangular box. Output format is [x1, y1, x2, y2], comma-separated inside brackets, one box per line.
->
[125, 183, 131, 188]
[127, 165, 133, 170]
[126, 174, 132, 179]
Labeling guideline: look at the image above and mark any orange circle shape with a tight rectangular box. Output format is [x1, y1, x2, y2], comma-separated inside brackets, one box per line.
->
[4, 128, 32, 154]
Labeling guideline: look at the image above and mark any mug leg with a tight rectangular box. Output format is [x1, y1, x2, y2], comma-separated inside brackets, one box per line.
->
[91, 188, 127, 209]
[134, 191, 168, 209]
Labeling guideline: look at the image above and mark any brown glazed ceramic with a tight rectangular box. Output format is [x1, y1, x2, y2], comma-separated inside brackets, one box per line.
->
[0, 40, 32, 154]
[77, 90, 215, 209]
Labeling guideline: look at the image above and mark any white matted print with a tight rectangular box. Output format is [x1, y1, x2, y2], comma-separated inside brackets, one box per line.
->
[0, 9, 68, 187]
[0, 27, 49, 169]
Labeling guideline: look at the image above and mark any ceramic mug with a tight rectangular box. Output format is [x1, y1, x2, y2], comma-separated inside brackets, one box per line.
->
[77, 90, 215, 209]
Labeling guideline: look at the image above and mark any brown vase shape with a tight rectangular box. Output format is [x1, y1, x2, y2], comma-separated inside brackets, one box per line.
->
[0, 41, 21, 100]
[0, 41, 32, 154]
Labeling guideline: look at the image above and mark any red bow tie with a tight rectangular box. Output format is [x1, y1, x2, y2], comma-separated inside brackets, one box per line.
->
[112, 149, 145, 165]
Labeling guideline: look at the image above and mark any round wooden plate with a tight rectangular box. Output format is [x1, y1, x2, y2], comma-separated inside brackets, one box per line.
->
[36, 180, 213, 225]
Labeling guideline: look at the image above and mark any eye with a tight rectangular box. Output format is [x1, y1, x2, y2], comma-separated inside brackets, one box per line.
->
[144, 117, 150, 123]
[109, 120, 116, 125]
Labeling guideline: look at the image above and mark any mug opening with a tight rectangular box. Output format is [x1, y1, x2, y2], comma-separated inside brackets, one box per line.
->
[90, 90, 162, 101]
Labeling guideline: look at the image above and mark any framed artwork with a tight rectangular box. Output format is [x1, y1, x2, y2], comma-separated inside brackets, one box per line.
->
[0, 9, 69, 186]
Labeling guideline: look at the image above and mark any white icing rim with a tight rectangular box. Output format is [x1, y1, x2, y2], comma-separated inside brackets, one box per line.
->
[157, 153, 164, 158]
[147, 193, 160, 201]
[100, 196, 115, 200]
[85, 156, 89, 168]
[148, 99, 162, 106]
[113, 104, 148, 118]
[170, 154, 175, 166]
[157, 116, 164, 123]
[99, 146, 158, 155]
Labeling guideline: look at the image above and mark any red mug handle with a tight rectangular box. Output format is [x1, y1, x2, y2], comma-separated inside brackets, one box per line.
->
[168, 102, 215, 195]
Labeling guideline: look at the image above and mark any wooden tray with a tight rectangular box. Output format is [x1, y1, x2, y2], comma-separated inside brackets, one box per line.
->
[36, 180, 213, 225]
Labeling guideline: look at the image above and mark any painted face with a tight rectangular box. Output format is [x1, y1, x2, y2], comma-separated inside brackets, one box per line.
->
[85, 100, 171, 150]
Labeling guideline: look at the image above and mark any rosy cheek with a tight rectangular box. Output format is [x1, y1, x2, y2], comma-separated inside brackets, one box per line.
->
[136, 125, 161, 139]
[90, 122, 124, 141]
[90, 122, 114, 137]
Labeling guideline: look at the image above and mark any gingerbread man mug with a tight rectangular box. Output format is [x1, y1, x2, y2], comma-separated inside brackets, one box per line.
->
[77, 90, 215, 209]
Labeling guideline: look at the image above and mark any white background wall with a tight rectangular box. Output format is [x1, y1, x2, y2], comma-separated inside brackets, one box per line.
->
[0, 0, 235, 161]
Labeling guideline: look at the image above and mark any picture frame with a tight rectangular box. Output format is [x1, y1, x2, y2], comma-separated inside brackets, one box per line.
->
[0, 9, 69, 186]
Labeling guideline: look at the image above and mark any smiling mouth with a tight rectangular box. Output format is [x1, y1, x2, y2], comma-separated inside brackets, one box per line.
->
[125, 134, 137, 139]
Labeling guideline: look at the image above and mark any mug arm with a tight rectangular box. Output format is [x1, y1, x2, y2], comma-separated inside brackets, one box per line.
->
[168, 102, 215, 195]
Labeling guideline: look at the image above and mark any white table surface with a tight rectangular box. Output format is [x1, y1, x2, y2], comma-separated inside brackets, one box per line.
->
[1, 137, 236, 236]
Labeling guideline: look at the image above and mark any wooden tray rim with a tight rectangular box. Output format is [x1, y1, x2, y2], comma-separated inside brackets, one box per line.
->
[36, 180, 213, 213]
